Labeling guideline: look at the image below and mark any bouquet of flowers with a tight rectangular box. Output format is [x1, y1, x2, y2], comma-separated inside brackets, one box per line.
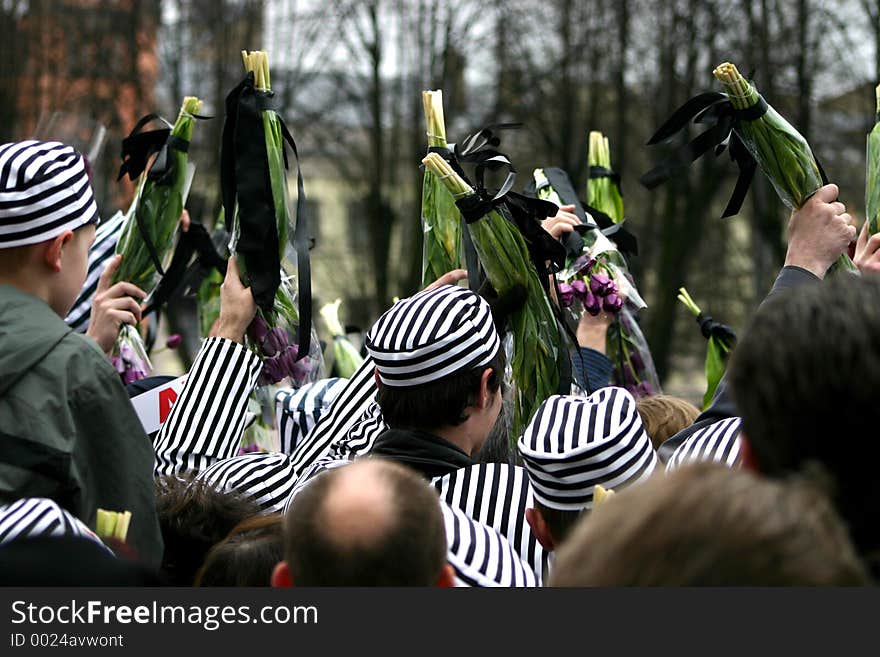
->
[866, 84, 880, 235]
[420, 90, 462, 286]
[423, 152, 561, 443]
[111, 96, 203, 383]
[223, 50, 320, 385]
[677, 287, 736, 409]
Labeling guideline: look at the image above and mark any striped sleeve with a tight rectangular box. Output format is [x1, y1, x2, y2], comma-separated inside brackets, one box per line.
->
[433, 463, 547, 584]
[275, 378, 347, 455]
[288, 356, 380, 474]
[441, 501, 537, 587]
[153, 337, 262, 477]
[196, 452, 298, 513]
[665, 417, 743, 472]
[64, 210, 126, 332]
[0, 498, 107, 551]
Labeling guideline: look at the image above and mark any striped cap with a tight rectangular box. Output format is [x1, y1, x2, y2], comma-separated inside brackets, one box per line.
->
[365, 285, 500, 387]
[518, 388, 658, 511]
[0, 140, 99, 248]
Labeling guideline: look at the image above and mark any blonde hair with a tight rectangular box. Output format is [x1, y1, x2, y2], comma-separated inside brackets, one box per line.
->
[636, 394, 700, 450]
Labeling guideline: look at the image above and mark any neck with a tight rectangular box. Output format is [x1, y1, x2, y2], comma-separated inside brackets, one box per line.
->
[0, 273, 52, 308]
[432, 421, 482, 458]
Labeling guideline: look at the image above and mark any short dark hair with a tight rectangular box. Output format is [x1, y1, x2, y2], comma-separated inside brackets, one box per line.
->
[284, 459, 447, 586]
[155, 476, 261, 586]
[550, 464, 870, 586]
[194, 514, 284, 587]
[534, 500, 583, 546]
[728, 274, 880, 555]
[377, 349, 505, 430]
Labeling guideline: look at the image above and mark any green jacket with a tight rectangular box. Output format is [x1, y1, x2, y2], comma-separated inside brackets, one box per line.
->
[0, 285, 163, 566]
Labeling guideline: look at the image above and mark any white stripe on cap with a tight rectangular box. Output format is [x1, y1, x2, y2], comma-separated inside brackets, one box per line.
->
[365, 285, 500, 387]
[518, 388, 658, 511]
[0, 141, 98, 248]
[665, 417, 743, 472]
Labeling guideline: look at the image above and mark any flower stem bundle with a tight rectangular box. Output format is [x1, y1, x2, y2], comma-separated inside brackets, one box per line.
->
[420, 90, 462, 286]
[96, 509, 132, 543]
[713, 62, 855, 272]
[111, 95, 203, 383]
[587, 131, 624, 224]
[866, 84, 880, 235]
[228, 50, 318, 386]
[423, 152, 561, 442]
[678, 287, 735, 409]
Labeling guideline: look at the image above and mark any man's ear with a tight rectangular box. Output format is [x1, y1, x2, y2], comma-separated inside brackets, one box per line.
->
[477, 368, 494, 408]
[434, 563, 456, 588]
[739, 432, 760, 472]
[373, 366, 382, 388]
[526, 507, 555, 552]
[271, 561, 293, 587]
[43, 231, 73, 273]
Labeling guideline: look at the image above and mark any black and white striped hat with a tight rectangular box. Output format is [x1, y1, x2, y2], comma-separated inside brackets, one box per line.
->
[365, 285, 500, 387]
[0, 140, 99, 248]
[518, 388, 658, 511]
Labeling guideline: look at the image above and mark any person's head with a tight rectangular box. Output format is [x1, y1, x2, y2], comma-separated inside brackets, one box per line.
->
[0, 141, 99, 316]
[728, 274, 880, 557]
[636, 394, 700, 451]
[271, 459, 454, 586]
[155, 476, 261, 586]
[367, 285, 504, 453]
[550, 464, 870, 586]
[518, 388, 658, 551]
[194, 514, 283, 587]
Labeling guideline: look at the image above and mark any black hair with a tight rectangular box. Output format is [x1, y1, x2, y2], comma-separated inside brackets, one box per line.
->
[377, 349, 506, 431]
[194, 514, 283, 587]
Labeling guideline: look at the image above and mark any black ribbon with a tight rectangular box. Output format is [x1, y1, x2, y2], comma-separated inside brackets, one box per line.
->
[588, 165, 623, 194]
[696, 311, 737, 346]
[640, 91, 771, 218]
[429, 126, 566, 287]
[142, 222, 228, 317]
[220, 72, 312, 362]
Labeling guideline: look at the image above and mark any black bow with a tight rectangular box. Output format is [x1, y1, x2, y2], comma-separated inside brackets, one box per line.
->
[117, 112, 210, 184]
[429, 125, 566, 287]
[696, 312, 737, 346]
[640, 92, 768, 218]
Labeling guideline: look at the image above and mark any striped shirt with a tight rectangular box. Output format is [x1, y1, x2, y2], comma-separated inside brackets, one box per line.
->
[0, 498, 107, 550]
[153, 337, 262, 477]
[665, 417, 742, 472]
[432, 463, 546, 583]
[65, 210, 126, 332]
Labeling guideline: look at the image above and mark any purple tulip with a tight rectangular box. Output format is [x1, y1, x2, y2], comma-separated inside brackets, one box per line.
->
[557, 282, 575, 308]
[621, 362, 638, 386]
[577, 257, 597, 278]
[602, 293, 624, 313]
[584, 290, 602, 316]
[165, 333, 182, 349]
[277, 345, 300, 377]
[259, 356, 285, 385]
[261, 327, 289, 357]
[589, 272, 613, 296]
[570, 279, 588, 301]
[248, 316, 269, 344]
[237, 444, 261, 456]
